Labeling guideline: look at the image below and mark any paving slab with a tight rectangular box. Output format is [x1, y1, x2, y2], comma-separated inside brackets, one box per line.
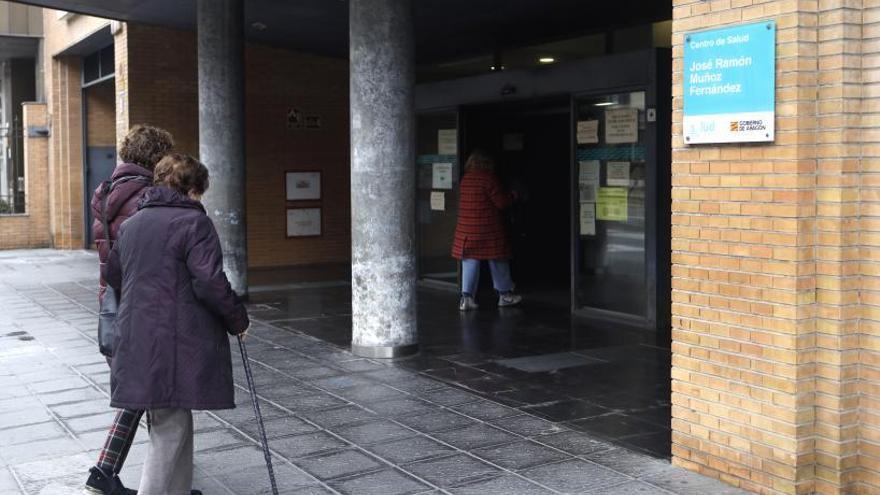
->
[0, 250, 757, 495]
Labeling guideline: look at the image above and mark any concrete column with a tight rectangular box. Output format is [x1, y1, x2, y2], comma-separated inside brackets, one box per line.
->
[197, 0, 247, 295]
[349, 0, 417, 358]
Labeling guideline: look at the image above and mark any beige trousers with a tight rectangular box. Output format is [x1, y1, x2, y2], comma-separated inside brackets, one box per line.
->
[138, 408, 193, 495]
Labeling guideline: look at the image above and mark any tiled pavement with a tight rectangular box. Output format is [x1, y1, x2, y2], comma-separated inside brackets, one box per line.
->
[0, 250, 751, 495]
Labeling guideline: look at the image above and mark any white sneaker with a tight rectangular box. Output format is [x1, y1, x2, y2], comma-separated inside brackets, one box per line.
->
[459, 296, 479, 311]
[498, 293, 522, 307]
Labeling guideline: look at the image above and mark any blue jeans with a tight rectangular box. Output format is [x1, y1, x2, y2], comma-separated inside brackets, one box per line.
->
[461, 259, 514, 296]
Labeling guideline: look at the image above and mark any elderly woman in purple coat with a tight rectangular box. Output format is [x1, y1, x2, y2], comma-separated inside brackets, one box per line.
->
[105, 153, 249, 495]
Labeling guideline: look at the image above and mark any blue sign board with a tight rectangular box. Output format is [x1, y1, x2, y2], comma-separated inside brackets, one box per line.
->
[683, 21, 775, 144]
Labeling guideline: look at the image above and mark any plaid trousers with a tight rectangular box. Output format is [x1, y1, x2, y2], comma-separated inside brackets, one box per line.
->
[95, 408, 145, 475]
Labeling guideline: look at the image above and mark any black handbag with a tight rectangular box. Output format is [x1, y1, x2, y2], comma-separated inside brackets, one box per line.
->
[97, 180, 119, 357]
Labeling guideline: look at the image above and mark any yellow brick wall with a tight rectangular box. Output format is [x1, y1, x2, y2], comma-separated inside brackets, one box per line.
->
[673, 1, 878, 494]
[116, 23, 351, 269]
[39, 16, 351, 267]
[42, 11, 111, 249]
[85, 80, 116, 147]
[0, 103, 51, 249]
[861, 2, 880, 494]
[814, 3, 861, 493]
[48, 56, 84, 249]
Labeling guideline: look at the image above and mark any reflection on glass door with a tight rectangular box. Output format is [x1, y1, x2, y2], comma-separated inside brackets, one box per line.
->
[574, 91, 647, 317]
[416, 111, 460, 285]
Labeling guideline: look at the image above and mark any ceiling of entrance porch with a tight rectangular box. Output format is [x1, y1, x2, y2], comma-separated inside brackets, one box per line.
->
[0, 34, 38, 59]
[16, 0, 670, 63]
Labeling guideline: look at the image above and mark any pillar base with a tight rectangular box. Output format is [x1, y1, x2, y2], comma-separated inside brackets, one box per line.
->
[352, 343, 418, 359]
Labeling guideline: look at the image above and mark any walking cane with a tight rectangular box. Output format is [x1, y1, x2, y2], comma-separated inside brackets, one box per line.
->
[237, 334, 280, 495]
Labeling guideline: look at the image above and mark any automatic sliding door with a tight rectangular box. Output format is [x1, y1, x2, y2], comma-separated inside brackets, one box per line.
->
[416, 111, 460, 285]
[574, 91, 648, 318]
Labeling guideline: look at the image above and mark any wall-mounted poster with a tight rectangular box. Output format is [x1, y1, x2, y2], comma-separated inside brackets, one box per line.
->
[433, 163, 453, 190]
[285, 171, 321, 201]
[286, 208, 321, 237]
[438, 129, 458, 155]
[605, 108, 638, 144]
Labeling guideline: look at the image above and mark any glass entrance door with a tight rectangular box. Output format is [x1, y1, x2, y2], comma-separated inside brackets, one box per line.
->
[573, 91, 648, 319]
[416, 111, 460, 285]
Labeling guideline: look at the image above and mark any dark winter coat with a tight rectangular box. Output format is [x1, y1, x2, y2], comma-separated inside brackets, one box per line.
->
[90, 163, 153, 303]
[452, 169, 513, 260]
[105, 186, 249, 410]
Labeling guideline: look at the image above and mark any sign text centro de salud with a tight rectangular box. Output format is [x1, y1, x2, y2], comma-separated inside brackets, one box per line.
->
[683, 21, 775, 144]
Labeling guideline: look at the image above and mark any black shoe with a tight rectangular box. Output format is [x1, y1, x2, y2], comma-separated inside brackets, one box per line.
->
[85, 466, 201, 495]
[83, 466, 133, 495]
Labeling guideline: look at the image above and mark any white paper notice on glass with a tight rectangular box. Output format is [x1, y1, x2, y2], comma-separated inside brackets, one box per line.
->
[576, 120, 599, 144]
[579, 160, 600, 182]
[607, 161, 631, 186]
[580, 203, 596, 236]
[432, 163, 453, 190]
[438, 129, 458, 155]
[579, 181, 598, 203]
[430, 191, 445, 211]
[605, 108, 638, 144]
[578, 160, 600, 203]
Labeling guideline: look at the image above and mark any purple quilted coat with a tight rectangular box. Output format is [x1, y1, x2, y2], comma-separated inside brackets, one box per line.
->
[90, 163, 153, 304]
[105, 186, 249, 410]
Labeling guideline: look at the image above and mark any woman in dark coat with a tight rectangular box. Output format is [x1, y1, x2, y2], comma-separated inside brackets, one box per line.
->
[452, 150, 522, 311]
[85, 124, 181, 495]
[105, 153, 249, 495]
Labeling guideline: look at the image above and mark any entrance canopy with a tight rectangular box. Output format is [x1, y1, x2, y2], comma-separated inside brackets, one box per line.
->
[17, 0, 669, 63]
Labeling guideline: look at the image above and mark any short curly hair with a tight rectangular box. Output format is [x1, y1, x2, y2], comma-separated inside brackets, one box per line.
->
[118, 125, 174, 170]
[154, 153, 209, 196]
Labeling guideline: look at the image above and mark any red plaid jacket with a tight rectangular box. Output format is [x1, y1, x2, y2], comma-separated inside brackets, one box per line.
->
[452, 169, 513, 260]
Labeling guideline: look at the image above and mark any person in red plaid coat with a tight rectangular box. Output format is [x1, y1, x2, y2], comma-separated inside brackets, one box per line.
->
[452, 150, 523, 310]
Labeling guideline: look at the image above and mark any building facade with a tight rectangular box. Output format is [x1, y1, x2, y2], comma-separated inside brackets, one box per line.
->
[0, 0, 878, 493]
[0, 1, 42, 247]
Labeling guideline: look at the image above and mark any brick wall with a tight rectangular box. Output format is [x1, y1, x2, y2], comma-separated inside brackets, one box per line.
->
[85, 80, 115, 147]
[0, 103, 51, 249]
[48, 56, 84, 249]
[244, 42, 351, 268]
[42, 11, 110, 249]
[672, 1, 878, 494]
[861, 3, 880, 494]
[114, 22, 129, 150]
[814, 2, 861, 493]
[117, 23, 351, 269]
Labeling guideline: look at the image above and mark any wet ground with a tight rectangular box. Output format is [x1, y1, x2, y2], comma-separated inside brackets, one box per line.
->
[253, 284, 673, 459]
[0, 249, 750, 494]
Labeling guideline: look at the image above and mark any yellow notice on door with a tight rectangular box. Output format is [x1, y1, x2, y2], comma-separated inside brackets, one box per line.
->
[597, 187, 628, 222]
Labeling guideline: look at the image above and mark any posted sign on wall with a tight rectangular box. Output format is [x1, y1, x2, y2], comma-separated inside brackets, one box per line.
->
[683, 21, 775, 144]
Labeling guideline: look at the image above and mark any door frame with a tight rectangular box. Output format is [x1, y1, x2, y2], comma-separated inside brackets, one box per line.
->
[569, 84, 655, 331]
[415, 49, 672, 334]
[414, 107, 462, 291]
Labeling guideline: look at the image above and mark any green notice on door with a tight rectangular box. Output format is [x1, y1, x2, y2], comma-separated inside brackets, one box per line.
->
[597, 187, 628, 222]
